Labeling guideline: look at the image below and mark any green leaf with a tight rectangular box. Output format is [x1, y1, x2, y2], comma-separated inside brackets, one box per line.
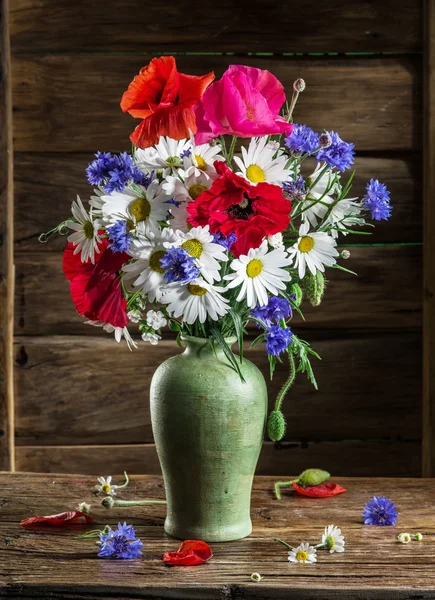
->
[210, 327, 245, 383]
[176, 332, 183, 348]
[168, 320, 181, 332]
[229, 308, 244, 363]
[268, 354, 276, 380]
[331, 263, 357, 276]
[250, 333, 266, 349]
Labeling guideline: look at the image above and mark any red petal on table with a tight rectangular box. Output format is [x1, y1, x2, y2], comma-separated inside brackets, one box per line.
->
[21, 510, 94, 527]
[292, 481, 347, 497]
[163, 540, 213, 566]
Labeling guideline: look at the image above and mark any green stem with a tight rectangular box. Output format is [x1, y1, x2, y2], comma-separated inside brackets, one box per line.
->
[112, 499, 166, 506]
[226, 136, 238, 166]
[274, 351, 296, 412]
[274, 479, 295, 500]
[75, 525, 111, 540]
[116, 471, 130, 489]
[287, 90, 300, 123]
[273, 537, 294, 551]
[220, 136, 228, 162]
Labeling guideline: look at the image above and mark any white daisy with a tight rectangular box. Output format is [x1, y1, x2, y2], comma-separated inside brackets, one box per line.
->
[85, 320, 138, 351]
[95, 476, 118, 496]
[163, 169, 212, 205]
[224, 240, 291, 309]
[142, 331, 161, 345]
[324, 197, 364, 238]
[298, 164, 340, 227]
[168, 202, 191, 233]
[100, 179, 169, 236]
[234, 137, 292, 185]
[321, 524, 345, 553]
[66, 196, 102, 264]
[135, 136, 190, 176]
[397, 532, 412, 544]
[183, 137, 224, 178]
[121, 228, 177, 302]
[288, 543, 317, 564]
[89, 188, 105, 216]
[169, 225, 228, 283]
[288, 221, 338, 279]
[267, 232, 284, 249]
[146, 310, 167, 330]
[160, 279, 229, 324]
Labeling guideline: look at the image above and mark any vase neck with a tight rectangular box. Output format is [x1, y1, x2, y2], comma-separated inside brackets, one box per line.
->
[181, 335, 236, 358]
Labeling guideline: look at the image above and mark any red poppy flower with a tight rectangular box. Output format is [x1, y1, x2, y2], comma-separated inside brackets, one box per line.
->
[186, 161, 291, 257]
[21, 510, 94, 527]
[163, 540, 213, 566]
[292, 481, 347, 498]
[120, 56, 215, 148]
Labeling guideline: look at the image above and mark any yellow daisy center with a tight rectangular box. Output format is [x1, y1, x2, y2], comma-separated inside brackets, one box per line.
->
[166, 156, 182, 167]
[188, 184, 208, 200]
[101, 483, 111, 494]
[126, 219, 135, 231]
[298, 236, 314, 253]
[296, 550, 308, 562]
[325, 535, 335, 550]
[130, 197, 151, 222]
[182, 239, 203, 258]
[194, 155, 207, 170]
[83, 221, 94, 240]
[188, 283, 207, 296]
[246, 164, 265, 183]
[149, 250, 166, 274]
[246, 258, 263, 278]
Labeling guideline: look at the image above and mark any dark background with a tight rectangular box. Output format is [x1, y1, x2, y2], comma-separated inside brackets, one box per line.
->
[7, 0, 423, 475]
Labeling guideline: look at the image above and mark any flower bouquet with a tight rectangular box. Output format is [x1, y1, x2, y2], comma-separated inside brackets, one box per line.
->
[43, 55, 391, 541]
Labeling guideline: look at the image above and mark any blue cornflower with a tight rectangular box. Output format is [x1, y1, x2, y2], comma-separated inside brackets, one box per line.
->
[98, 522, 143, 559]
[180, 148, 192, 158]
[265, 325, 293, 356]
[107, 220, 131, 253]
[282, 175, 307, 201]
[160, 247, 200, 283]
[363, 179, 392, 221]
[316, 131, 355, 172]
[285, 124, 320, 155]
[251, 296, 292, 326]
[362, 496, 398, 526]
[86, 152, 147, 193]
[212, 231, 237, 252]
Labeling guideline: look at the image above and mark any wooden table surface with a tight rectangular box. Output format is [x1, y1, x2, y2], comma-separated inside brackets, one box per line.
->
[0, 473, 434, 599]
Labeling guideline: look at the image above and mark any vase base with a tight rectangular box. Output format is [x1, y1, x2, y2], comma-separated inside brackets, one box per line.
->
[164, 518, 252, 543]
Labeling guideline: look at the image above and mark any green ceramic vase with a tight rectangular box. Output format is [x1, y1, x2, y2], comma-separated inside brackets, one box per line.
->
[150, 336, 268, 542]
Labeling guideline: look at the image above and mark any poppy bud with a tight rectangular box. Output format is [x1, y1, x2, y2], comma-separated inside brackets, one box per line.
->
[293, 78, 306, 93]
[290, 283, 303, 307]
[297, 468, 330, 488]
[302, 271, 325, 307]
[341, 249, 351, 259]
[268, 410, 286, 441]
[102, 497, 115, 509]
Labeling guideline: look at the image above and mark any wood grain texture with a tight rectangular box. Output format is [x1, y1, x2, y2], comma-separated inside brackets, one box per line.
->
[11, 55, 421, 152]
[14, 153, 422, 250]
[9, 0, 422, 54]
[13, 333, 421, 446]
[423, 0, 435, 476]
[14, 440, 421, 477]
[14, 245, 422, 335]
[0, 0, 15, 471]
[0, 474, 433, 599]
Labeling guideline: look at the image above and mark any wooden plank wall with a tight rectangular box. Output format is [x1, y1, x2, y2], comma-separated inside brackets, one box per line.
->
[7, 0, 423, 476]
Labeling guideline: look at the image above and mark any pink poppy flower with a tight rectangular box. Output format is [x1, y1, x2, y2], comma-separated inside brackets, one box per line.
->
[194, 64, 293, 143]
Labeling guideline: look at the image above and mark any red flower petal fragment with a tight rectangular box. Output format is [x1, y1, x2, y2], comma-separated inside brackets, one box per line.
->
[162, 540, 213, 566]
[292, 481, 347, 498]
[21, 510, 94, 527]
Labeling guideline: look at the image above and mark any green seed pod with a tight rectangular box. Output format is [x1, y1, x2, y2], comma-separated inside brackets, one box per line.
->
[302, 271, 325, 307]
[267, 410, 286, 442]
[297, 468, 330, 488]
[290, 283, 303, 307]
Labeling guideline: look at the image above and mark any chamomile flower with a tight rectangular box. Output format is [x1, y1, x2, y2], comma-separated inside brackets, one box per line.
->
[234, 137, 291, 185]
[183, 137, 224, 177]
[288, 543, 317, 564]
[224, 241, 291, 309]
[397, 533, 411, 544]
[288, 222, 338, 279]
[321, 524, 345, 553]
[163, 170, 212, 205]
[122, 229, 178, 302]
[66, 196, 102, 264]
[298, 164, 340, 227]
[100, 180, 169, 236]
[160, 279, 229, 324]
[86, 321, 138, 350]
[95, 476, 118, 496]
[170, 225, 228, 283]
[135, 137, 191, 176]
[77, 501, 92, 514]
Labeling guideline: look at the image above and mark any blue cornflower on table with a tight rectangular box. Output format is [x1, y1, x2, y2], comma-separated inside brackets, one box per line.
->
[362, 496, 398, 526]
[98, 522, 143, 559]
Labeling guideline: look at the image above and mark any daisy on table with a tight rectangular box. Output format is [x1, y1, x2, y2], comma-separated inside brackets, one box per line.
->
[234, 137, 292, 186]
[122, 228, 178, 302]
[135, 136, 190, 177]
[224, 240, 292, 309]
[66, 196, 102, 264]
[168, 225, 228, 283]
[160, 279, 229, 324]
[100, 179, 169, 237]
[288, 221, 338, 279]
